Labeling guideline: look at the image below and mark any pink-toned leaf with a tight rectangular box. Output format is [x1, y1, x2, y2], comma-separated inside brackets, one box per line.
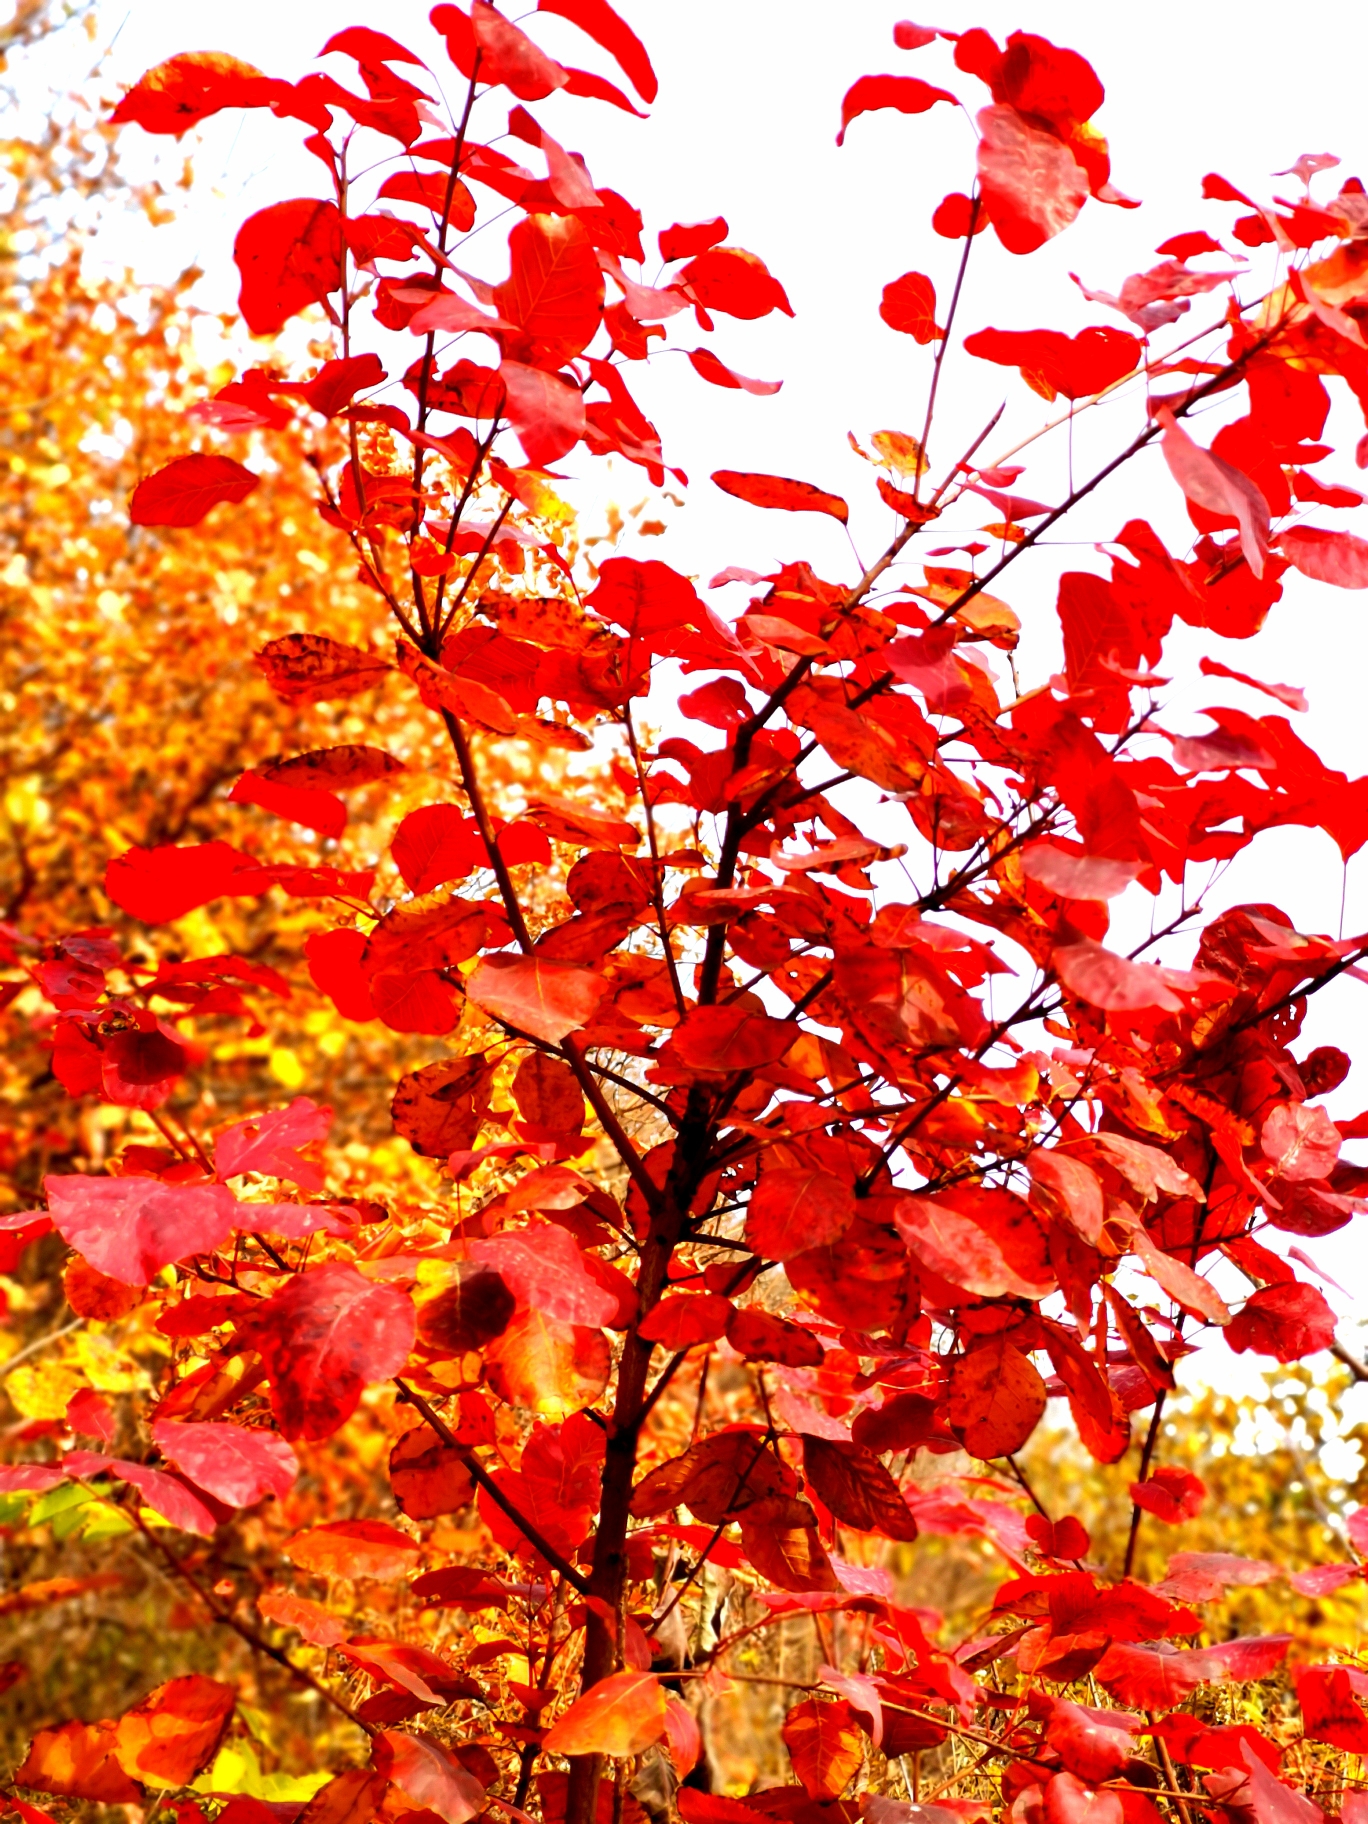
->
[44, 1176, 239, 1286]
[151, 1419, 297, 1507]
[465, 953, 607, 1043]
[977, 104, 1089, 253]
[215, 1098, 331, 1191]
[1159, 407, 1271, 578]
[1278, 526, 1368, 588]
[1055, 941, 1183, 1013]
[1261, 1102, 1341, 1181]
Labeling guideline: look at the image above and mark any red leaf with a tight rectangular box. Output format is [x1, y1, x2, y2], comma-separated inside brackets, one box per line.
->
[726, 1307, 824, 1367]
[67, 1387, 116, 1442]
[686, 347, 782, 395]
[239, 1263, 415, 1440]
[1046, 1701, 1140, 1783]
[471, 1222, 617, 1326]
[712, 470, 848, 522]
[151, 1419, 297, 1507]
[129, 453, 259, 527]
[374, 1728, 486, 1823]
[1278, 526, 1368, 588]
[254, 632, 391, 703]
[1055, 941, 1184, 1014]
[659, 217, 727, 262]
[1129, 1466, 1206, 1524]
[215, 1097, 331, 1191]
[392, 806, 485, 893]
[45, 1175, 238, 1285]
[229, 772, 345, 838]
[105, 840, 272, 922]
[1095, 1636, 1290, 1707]
[1044, 1773, 1123, 1824]
[679, 246, 793, 320]
[781, 1696, 865, 1798]
[496, 213, 604, 363]
[895, 1193, 1054, 1300]
[667, 1002, 794, 1073]
[637, 1291, 732, 1349]
[977, 104, 1089, 253]
[537, 0, 657, 103]
[460, 1, 568, 102]
[465, 953, 607, 1042]
[1159, 407, 1270, 578]
[1226, 1282, 1338, 1362]
[543, 1670, 667, 1756]
[894, 22, 939, 50]
[234, 198, 344, 336]
[111, 52, 281, 134]
[946, 1336, 1048, 1457]
[306, 929, 376, 1022]
[745, 1166, 855, 1259]
[879, 270, 942, 342]
[1297, 1666, 1368, 1754]
[962, 326, 1141, 401]
[1261, 1102, 1341, 1181]
[499, 360, 586, 466]
[836, 74, 957, 145]
[1021, 843, 1142, 901]
[802, 1435, 918, 1540]
[113, 1671, 237, 1782]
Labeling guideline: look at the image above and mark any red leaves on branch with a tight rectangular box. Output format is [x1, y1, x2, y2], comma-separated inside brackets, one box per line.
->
[19, 11, 1368, 1820]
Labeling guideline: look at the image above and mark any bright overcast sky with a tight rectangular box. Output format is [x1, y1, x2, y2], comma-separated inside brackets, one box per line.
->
[22, 0, 1368, 1378]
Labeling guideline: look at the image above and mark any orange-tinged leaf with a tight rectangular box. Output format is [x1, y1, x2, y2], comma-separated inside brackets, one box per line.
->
[712, 469, 849, 522]
[543, 1670, 667, 1757]
[285, 1519, 422, 1581]
[111, 51, 278, 134]
[296, 1769, 392, 1824]
[16, 1721, 141, 1805]
[129, 453, 259, 527]
[389, 1428, 476, 1520]
[257, 1586, 347, 1647]
[465, 953, 607, 1042]
[254, 632, 392, 704]
[484, 1309, 611, 1418]
[781, 1696, 865, 1798]
[374, 1728, 485, 1824]
[112, 1675, 236, 1788]
[946, 1336, 1048, 1457]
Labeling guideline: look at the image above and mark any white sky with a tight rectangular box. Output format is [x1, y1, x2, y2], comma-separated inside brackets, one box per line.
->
[19, 1, 1368, 1377]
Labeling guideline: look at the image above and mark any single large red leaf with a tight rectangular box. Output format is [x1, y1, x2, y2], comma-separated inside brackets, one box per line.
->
[801, 1436, 919, 1540]
[879, 270, 941, 342]
[234, 198, 344, 336]
[781, 1696, 865, 1798]
[1129, 1465, 1206, 1524]
[687, 347, 782, 395]
[150, 1419, 297, 1507]
[239, 1263, 415, 1441]
[894, 1194, 1052, 1299]
[105, 840, 273, 922]
[495, 213, 604, 363]
[712, 469, 849, 522]
[746, 1166, 855, 1259]
[44, 1176, 238, 1285]
[837, 74, 957, 144]
[1226, 1282, 1338, 1362]
[64, 1452, 220, 1535]
[976, 103, 1089, 253]
[946, 1336, 1047, 1456]
[1043, 1772, 1123, 1824]
[465, 953, 606, 1042]
[1054, 940, 1184, 1013]
[129, 454, 259, 527]
[499, 360, 587, 466]
[543, 1671, 667, 1756]
[254, 632, 392, 703]
[679, 247, 793, 319]
[392, 805, 484, 893]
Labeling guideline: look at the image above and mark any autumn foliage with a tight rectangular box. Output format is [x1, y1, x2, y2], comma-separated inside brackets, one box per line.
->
[4, 10, 1368, 1824]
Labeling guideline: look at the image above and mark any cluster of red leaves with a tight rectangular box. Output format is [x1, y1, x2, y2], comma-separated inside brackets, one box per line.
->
[5, 11, 1368, 1824]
